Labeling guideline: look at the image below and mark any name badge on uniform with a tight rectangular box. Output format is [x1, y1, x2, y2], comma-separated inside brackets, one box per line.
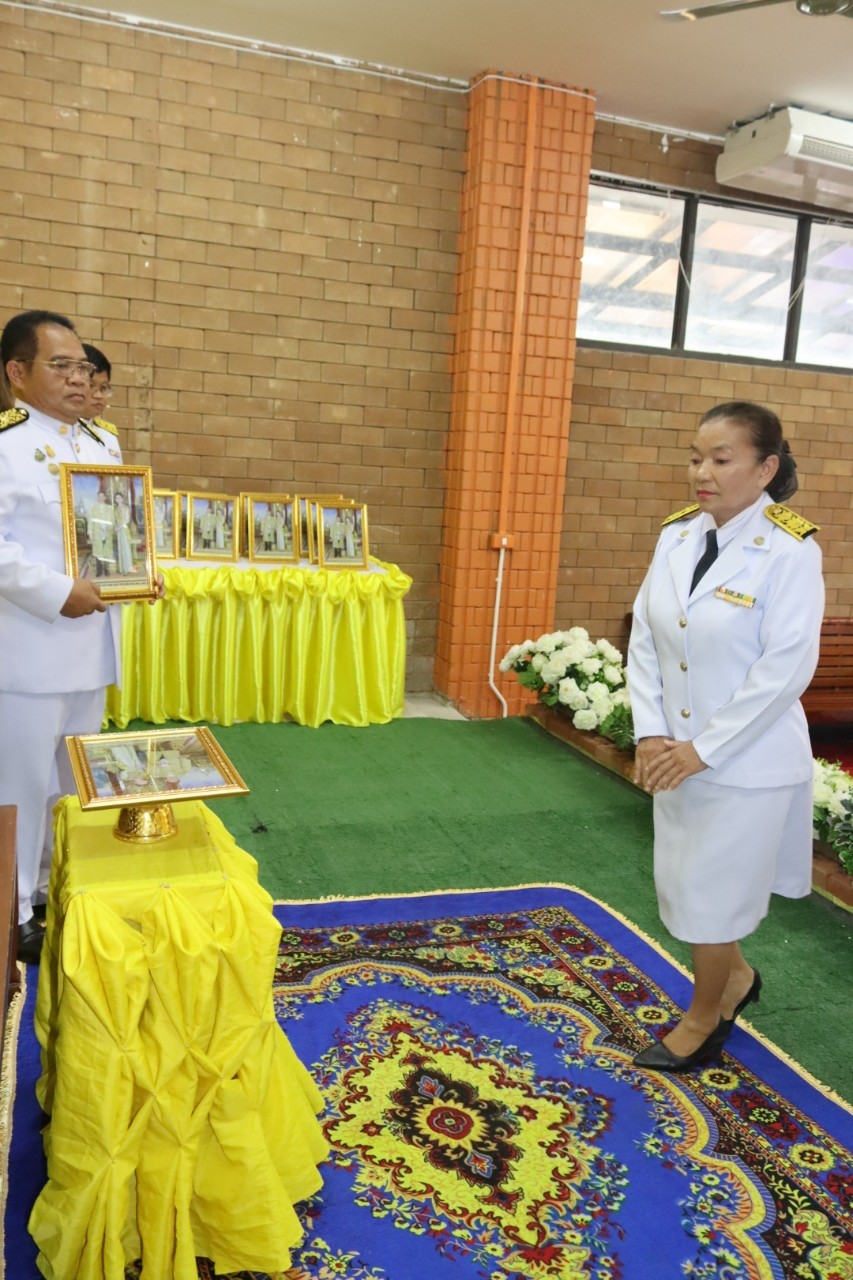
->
[714, 587, 755, 608]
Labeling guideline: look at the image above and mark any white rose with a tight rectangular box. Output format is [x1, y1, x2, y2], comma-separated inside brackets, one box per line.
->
[579, 657, 603, 677]
[499, 643, 523, 672]
[558, 677, 589, 710]
[597, 639, 623, 665]
[602, 664, 623, 686]
[587, 681, 612, 706]
[531, 652, 547, 672]
[540, 661, 564, 686]
[813, 781, 833, 805]
[573, 709, 598, 731]
[612, 688, 632, 708]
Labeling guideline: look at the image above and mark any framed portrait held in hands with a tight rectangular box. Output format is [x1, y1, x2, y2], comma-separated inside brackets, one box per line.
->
[60, 463, 157, 602]
[316, 501, 369, 570]
[242, 494, 298, 564]
[186, 493, 239, 561]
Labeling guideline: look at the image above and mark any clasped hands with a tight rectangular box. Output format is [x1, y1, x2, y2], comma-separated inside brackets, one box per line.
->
[61, 572, 167, 618]
[632, 735, 707, 794]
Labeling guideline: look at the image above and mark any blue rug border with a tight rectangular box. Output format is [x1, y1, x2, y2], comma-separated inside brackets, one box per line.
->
[273, 881, 853, 1144]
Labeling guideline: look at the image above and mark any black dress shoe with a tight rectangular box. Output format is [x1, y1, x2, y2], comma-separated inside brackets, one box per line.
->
[633, 1019, 727, 1072]
[17, 918, 45, 965]
[32, 903, 47, 922]
[723, 969, 762, 1028]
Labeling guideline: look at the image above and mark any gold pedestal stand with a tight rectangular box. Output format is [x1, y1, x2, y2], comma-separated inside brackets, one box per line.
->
[113, 801, 178, 843]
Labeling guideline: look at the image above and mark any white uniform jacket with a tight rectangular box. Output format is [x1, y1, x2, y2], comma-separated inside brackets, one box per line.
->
[0, 403, 122, 694]
[627, 494, 824, 789]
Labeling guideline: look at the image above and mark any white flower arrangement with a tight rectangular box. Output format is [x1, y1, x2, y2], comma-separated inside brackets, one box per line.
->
[813, 757, 853, 875]
[500, 627, 634, 749]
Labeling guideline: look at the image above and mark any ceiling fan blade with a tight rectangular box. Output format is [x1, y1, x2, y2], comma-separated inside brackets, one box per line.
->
[661, 0, 792, 19]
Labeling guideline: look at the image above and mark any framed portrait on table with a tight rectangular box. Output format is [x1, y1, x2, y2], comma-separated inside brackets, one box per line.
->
[60, 463, 157, 601]
[186, 493, 239, 561]
[316, 501, 369, 570]
[66, 726, 249, 809]
[297, 494, 345, 560]
[241, 494, 298, 563]
[152, 490, 179, 560]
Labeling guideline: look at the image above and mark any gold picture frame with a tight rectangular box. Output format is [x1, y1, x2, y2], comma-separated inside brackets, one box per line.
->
[297, 494, 345, 561]
[66, 725, 249, 811]
[60, 463, 157, 602]
[186, 492, 239, 561]
[241, 494, 299, 563]
[152, 489, 179, 560]
[316, 500, 369, 570]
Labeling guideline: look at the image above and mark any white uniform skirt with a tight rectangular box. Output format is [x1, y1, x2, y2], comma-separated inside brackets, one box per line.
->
[652, 777, 814, 944]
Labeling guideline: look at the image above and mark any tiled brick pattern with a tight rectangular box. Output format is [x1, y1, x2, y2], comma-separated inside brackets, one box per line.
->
[554, 119, 853, 659]
[1, 14, 847, 706]
[560, 348, 853, 651]
[435, 74, 595, 717]
[0, 5, 465, 692]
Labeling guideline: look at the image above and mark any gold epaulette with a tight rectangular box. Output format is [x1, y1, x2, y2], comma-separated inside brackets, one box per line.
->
[0, 407, 28, 431]
[764, 504, 819, 541]
[661, 503, 700, 527]
[93, 416, 119, 437]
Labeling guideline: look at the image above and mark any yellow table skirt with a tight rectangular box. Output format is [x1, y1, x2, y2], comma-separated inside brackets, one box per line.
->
[31, 796, 329, 1280]
[105, 557, 412, 728]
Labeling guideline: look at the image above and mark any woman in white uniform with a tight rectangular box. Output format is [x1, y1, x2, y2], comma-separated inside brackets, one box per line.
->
[627, 402, 824, 1072]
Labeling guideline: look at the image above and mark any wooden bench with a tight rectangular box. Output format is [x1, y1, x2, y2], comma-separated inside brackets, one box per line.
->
[802, 618, 853, 727]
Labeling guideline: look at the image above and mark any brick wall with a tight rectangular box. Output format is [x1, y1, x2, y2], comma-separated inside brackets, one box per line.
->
[0, 4, 466, 691]
[553, 120, 853, 661]
[1, 8, 849, 697]
[561, 347, 853, 653]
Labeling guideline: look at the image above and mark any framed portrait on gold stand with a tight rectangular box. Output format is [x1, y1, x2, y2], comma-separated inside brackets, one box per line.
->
[60, 463, 157, 601]
[66, 726, 249, 842]
[152, 489, 179, 560]
[316, 501, 369, 570]
[241, 494, 298, 563]
[186, 493, 239, 561]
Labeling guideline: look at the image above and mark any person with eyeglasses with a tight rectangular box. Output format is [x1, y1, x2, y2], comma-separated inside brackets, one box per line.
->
[0, 309, 124, 964]
[80, 342, 122, 461]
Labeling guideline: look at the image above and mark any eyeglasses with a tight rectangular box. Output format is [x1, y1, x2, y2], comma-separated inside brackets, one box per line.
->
[22, 358, 96, 379]
[90, 382, 113, 398]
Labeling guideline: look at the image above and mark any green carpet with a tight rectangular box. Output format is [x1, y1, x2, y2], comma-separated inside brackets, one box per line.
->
[190, 716, 852, 1104]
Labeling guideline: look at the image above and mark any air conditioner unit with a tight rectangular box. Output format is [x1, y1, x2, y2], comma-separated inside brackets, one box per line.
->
[716, 107, 853, 212]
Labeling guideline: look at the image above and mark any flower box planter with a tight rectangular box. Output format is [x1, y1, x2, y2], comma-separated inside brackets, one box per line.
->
[527, 703, 853, 914]
[527, 703, 637, 785]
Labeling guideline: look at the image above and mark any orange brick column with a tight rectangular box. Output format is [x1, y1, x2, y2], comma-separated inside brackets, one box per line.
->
[434, 72, 595, 717]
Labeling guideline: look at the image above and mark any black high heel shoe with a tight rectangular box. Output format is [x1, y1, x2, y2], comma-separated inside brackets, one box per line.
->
[633, 1018, 728, 1073]
[723, 969, 762, 1029]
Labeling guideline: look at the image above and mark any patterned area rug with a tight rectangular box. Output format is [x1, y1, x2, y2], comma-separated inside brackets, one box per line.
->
[4, 886, 853, 1279]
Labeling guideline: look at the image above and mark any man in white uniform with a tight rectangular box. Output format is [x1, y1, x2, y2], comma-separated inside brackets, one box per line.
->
[0, 310, 122, 963]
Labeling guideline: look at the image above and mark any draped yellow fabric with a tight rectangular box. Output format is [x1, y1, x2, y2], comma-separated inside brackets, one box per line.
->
[30, 797, 329, 1280]
[105, 558, 412, 728]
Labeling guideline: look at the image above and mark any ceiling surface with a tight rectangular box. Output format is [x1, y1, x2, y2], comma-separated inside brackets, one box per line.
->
[35, 0, 853, 139]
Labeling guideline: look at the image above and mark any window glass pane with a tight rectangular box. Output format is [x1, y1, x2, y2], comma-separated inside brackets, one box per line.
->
[577, 184, 684, 347]
[796, 221, 853, 369]
[684, 205, 795, 360]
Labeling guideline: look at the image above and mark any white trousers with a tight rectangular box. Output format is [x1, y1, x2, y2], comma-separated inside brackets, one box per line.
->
[652, 777, 814, 944]
[0, 687, 106, 924]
